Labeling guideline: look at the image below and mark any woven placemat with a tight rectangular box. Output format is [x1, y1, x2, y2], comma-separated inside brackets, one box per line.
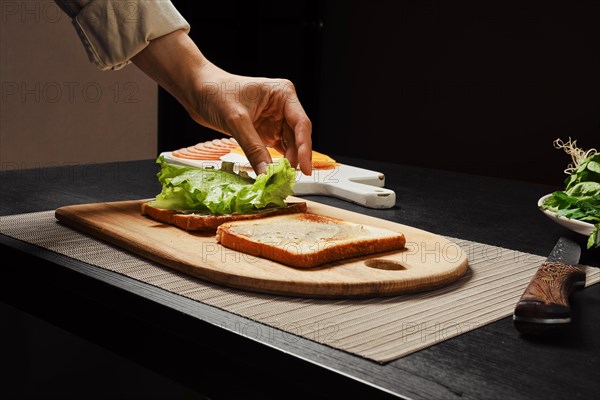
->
[1, 211, 598, 363]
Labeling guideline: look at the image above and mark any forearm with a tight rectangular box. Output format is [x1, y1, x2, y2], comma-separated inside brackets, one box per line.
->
[131, 30, 208, 115]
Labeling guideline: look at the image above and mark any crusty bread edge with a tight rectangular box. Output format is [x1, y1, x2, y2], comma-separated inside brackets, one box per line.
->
[141, 201, 308, 231]
[216, 220, 406, 269]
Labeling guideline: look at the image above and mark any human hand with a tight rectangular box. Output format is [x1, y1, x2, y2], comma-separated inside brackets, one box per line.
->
[133, 30, 312, 175]
[186, 64, 313, 175]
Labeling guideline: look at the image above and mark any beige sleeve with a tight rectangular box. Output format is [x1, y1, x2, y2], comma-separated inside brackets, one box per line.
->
[54, 0, 190, 70]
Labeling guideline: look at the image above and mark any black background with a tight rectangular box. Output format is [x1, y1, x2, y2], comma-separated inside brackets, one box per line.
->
[160, 0, 599, 186]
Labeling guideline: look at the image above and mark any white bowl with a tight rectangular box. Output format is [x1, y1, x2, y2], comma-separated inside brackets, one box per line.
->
[538, 194, 596, 236]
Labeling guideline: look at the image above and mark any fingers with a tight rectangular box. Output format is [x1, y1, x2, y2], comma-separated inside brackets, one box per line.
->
[282, 121, 298, 169]
[284, 97, 313, 176]
[295, 122, 313, 176]
[228, 112, 272, 175]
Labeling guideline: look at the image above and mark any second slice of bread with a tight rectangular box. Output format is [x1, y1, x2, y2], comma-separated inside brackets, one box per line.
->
[216, 213, 406, 268]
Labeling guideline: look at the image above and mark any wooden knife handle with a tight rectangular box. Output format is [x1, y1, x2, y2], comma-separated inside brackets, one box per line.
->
[513, 261, 586, 334]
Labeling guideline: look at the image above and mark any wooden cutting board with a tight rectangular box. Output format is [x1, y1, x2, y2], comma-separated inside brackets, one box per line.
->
[55, 198, 468, 298]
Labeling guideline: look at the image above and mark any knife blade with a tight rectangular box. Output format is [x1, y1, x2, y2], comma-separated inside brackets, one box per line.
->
[513, 237, 586, 334]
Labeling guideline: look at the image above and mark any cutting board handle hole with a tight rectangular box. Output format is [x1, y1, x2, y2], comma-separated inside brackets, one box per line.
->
[364, 259, 407, 271]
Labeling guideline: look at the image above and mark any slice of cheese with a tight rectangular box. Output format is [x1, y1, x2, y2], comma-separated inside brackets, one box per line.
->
[229, 147, 340, 169]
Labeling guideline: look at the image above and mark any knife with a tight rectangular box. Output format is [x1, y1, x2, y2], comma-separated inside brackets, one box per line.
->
[513, 237, 586, 334]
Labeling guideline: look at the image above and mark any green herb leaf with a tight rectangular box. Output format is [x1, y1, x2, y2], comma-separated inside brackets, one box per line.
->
[543, 151, 600, 249]
[587, 224, 599, 249]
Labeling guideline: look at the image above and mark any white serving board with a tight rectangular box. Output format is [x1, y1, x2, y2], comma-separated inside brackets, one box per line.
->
[160, 152, 396, 209]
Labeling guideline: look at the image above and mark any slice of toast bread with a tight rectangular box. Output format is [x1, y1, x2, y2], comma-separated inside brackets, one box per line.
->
[141, 201, 307, 231]
[216, 213, 406, 268]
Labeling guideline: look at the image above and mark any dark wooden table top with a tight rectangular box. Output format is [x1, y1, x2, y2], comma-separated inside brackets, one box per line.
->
[1, 157, 598, 400]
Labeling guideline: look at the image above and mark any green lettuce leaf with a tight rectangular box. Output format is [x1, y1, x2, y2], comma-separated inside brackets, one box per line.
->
[149, 156, 296, 214]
